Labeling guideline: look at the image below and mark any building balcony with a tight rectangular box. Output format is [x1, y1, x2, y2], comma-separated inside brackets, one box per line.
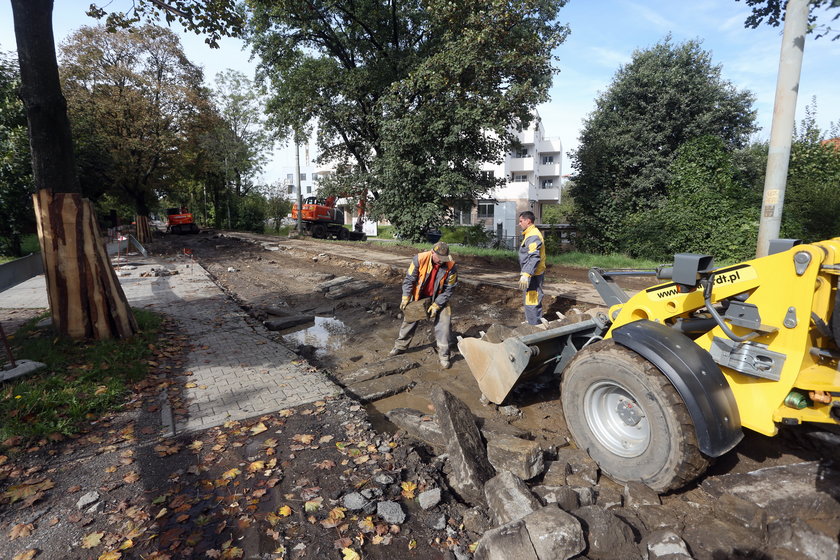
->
[507, 157, 534, 173]
[538, 137, 562, 152]
[538, 163, 561, 176]
[529, 185, 561, 202]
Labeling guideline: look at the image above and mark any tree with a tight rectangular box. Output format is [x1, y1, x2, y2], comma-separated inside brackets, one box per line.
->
[0, 51, 35, 257]
[60, 24, 207, 240]
[738, 0, 840, 40]
[249, 0, 569, 241]
[211, 69, 273, 199]
[569, 37, 758, 253]
[622, 136, 761, 262]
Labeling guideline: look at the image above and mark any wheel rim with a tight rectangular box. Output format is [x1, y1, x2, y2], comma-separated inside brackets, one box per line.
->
[583, 380, 650, 458]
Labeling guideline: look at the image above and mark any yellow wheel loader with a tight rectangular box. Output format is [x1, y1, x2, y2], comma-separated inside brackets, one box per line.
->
[458, 238, 840, 492]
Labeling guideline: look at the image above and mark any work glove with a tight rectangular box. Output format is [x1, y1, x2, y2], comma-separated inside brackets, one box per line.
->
[428, 302, 441, 318]
[399, 296, 410, 311]
[518, 273, 530, 291]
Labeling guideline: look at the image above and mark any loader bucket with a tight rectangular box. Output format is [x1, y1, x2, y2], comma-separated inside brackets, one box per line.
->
[457, 312, 610, 404]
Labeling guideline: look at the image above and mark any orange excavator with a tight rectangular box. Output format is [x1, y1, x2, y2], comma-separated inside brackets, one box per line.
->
[166, 207, 199, 234]
[291, 194, 367, 241]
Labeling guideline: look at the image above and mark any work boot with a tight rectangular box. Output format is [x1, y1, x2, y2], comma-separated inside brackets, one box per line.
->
[439, 357, 451, 370]
[388, 347, 403, 357]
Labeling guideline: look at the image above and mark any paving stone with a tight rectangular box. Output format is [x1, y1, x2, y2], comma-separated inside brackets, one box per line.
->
[315, 276, 353, 292]
[484, 470, 541, 525]
[486, 434, 544, 481]
[430, 385, 495, 506]
[338, 357, 419, 385]
[541, 460, 567, 486]
[767, 517, 839, 560]
[345, 374, 415, 402]
[325, 280, 381, 299]
[642, 529, 692, 560]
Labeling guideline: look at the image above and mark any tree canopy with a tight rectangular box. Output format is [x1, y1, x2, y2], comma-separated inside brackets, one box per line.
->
[568, 37, 758, 253]
[738, 0, 840, 40]
[248, 0, 569, 240]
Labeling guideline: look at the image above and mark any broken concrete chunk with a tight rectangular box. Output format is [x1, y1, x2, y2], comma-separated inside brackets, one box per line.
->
[462, 507, 492, 534]
[681, 517, 764, 560]
[767, 517, 839, 560]
[642, 529, 692, 560]
[384, 408, 445, 449]
[555, 447, 599, 485]
[486, 434, 544, 481]
[541, 460, 568, 486]
[594, 485, 623, 509]
[713, 493, 766, 532]
[376, 501, 406, 524]
[484, 470, 541, 525]
[345, 374, 415, 403]
[325, 280, 381, 300]
[571, 505, 638, 560]
[523, 504, 586, 560]
[418, 488, 442, 510]
[76, 491, 100, 510]
[337, 357, 419, 386]
[532, 485, 580, 512]
[473, 519, 539, 560]
[316, 276, 354, 292]
[430, 385, 495, 506]
[623, 481, 662, 508]
[263, 315, 314, 331]
[342, 492, 371, 511]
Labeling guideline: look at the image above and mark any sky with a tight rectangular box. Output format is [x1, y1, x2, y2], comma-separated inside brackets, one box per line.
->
[1, 0, 838, 183]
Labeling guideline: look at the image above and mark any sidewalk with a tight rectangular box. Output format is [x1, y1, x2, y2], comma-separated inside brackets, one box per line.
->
[0, 254, 340, 435]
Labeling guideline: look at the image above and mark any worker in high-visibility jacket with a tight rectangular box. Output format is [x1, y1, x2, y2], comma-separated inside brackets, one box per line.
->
[518, 211, 546, 325]
[389, 241, 458, 369]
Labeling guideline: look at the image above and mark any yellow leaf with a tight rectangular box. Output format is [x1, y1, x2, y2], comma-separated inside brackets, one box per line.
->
[250, 422, 268, 435]
[304, 497, 323, 512]
[358, 516, 375, 533]
[327, 507, 346, 521]
[155, 508, 168, 519]
[222, 468, 241, 480]
[278, 505, 292, 517]
[94, 386, 108, 395]
[408, 539, 417, 550]
[263, 438, 279, 449]
[246, 461, 265, 473]
[401, 481, 417, 500]
[292, 434, 314, 445]
[119, 539, 134, 550]
[185, 382, 197, 388]
[341, 548, 361, 560]
[98, 551, 121, 560]
[220, 547, 243, 559]
[188, 440, 204, 451]
[278, 409, 294, 417]
[318, 435, 334, 443]
[13, 550, 37, 560]
[82, 531, 105, 549]
[123, 471, 140, 484]
[468, 542, 479, 552]
[105, 466, 118, 473]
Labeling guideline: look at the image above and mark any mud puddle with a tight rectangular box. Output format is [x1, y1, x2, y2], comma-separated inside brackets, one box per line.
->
[281, 316, 352, 359]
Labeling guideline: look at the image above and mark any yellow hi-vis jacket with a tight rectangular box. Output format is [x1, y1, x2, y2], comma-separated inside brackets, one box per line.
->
[519, 224, 546, 277]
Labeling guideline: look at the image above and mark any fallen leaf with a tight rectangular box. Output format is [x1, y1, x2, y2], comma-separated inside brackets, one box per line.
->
[304, 497, 323, 512]
[123, 472, 140, 484]
[98, 551, 121, 560]
[3, 479, 55, 503]
[249, 423, 268, 435]
[13, 550, 38, 560]
[278, 409, 294, 417]
[318, 435, 334, 443]
[82, 531, 105, 549]
[222, 468, 241, 480]
[9, 523, 34, 540]
[221, 547, 243, 559]
[278, 505, 292, 517]
[292, 434, 314, 445]
[263, 438, 279, 449]
[408, 539, 417, 550]
[314, 459, 335, 470]
[246, 461, 265, 473]
[401, 481, 417, 500]
[358, 516, 375, 533]
[341, 548, 361, 560]
[105, 466, 118, 474]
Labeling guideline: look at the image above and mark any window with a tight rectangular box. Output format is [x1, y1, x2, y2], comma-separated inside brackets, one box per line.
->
[286, 173, 293, 181]
[458, 209, 472, 225]
[301, 173, 307, 181]
[287, 185, 293, 195]
[513, 174, 527, 182]
[542, 156, 554, 164]
[481, 170, 495, 181]
[477, 201, 494, 219]
[515, 149, 529, 158]
[306, 186, 312, 194]
[542, 180, 554, 188]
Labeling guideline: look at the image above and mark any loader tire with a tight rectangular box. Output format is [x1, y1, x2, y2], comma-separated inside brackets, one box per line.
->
[338, 227, 349, 240]
[561, 340, 708, 493]
[311, 224, 327, 239]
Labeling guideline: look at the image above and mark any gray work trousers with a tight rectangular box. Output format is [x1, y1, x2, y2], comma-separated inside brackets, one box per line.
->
[393, 304, 452, 359]
[524, 274, 544, 325]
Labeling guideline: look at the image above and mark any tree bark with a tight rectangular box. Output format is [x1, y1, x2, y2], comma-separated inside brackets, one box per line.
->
[13, 0, 137, 340]
[135, 214, 153, 244]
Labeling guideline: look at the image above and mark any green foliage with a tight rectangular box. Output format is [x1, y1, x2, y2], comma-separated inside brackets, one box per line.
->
[440, 225, 494, 247]
[0, 51, 36, 257]
[233, 192, 268, 233]
[250, 0, 569, 242]
[621, 136, 760, 262]
[739, 0, 840, 40]
[569, 37, 757, 254]
[0, 309, 163, 444]
[781, 104, 840, 241]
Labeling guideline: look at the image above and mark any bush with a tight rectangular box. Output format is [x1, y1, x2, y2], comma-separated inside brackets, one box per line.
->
[441, 225, 493, 247]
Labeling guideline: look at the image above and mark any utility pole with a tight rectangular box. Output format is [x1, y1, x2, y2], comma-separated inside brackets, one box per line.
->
[755, 0, 809, 257]
[295, 138, 303, 233]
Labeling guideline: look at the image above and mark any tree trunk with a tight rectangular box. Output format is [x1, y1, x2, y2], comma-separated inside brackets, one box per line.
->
[13, 0, 137, 340]
[33, 191, 137, 339]
[135, 214, 153, 244]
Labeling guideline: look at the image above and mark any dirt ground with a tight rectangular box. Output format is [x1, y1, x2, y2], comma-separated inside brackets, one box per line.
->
[2, 230, 838, 560]
[149, 231, 836, 479]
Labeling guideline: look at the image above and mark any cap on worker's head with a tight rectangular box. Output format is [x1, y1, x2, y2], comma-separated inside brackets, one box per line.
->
[432, 241, 452, 262]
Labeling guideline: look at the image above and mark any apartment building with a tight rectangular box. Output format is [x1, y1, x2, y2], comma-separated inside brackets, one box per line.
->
[283, 112, 563, 240]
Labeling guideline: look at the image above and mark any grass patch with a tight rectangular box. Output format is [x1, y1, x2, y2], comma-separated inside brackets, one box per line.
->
[0, 309, 164, 446]
[0, 234, 40, 264]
